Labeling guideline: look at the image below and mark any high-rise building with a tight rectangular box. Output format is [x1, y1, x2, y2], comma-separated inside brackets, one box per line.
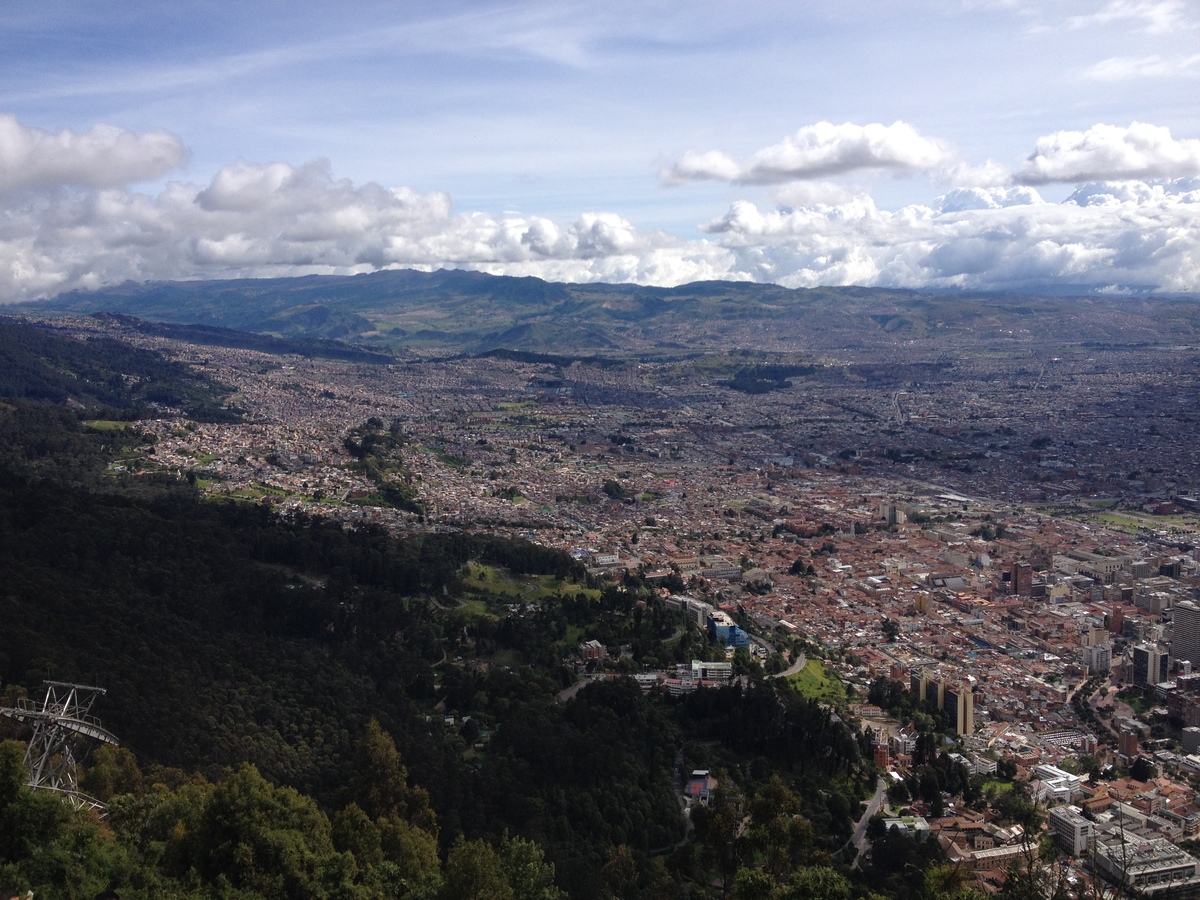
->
[1119, 729, 1140, 761]
[1010, 561, 1033, 596]
[943, 684, 975, 736]
[874, 742, 890, 768]
[925, 678, 944, 710]
[1174, 600, 1200, 667]
[1048, 806, 1094, 857]
[910, 669, 928, 699]
[1082, 642, 1112, 674]
[1131, 644, 1169, 687]
[911, 670, 974, 735]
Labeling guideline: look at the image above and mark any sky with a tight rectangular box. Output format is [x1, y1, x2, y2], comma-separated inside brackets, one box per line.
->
[1, 0, 1199, 301]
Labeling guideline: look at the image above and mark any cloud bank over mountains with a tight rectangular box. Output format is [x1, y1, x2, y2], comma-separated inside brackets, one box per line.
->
[1, 113, 1198, 301]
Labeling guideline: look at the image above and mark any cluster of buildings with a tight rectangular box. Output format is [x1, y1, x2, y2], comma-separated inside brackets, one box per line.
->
[889, 767, 1200, 896]
[47, 315, 1200, 892]
[909, 670, 975, 736]
[663, 594, 753, 650]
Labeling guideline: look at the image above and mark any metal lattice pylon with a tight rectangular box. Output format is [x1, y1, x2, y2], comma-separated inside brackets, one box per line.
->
[0, 681, 119, 813]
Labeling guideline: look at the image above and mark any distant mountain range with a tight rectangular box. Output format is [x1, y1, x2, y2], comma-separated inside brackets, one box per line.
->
[16, 269, 1200, 355]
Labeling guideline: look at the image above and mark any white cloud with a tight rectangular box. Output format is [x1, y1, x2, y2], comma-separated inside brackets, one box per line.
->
[1065, 0, 1189, 35]
[0, 113, 1198, 303]
[0, 147, 738, 301]
[0, 114, 187, 191]
[936, 185, 1045, 212]
[937, 160, 1012, 189]
[771, 180, 857, 208]
[1084, 53, 1200, 81]
[1017, 122, 1200, 184]
[700, 181, 1200, 292]
[661, 121, 954, 185]
[660, 150, 742, 185]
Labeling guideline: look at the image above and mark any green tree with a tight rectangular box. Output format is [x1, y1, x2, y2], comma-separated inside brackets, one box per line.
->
[350, 719, 437, 833]
[731, 867, 775, 900]
[696, 781, 746, 899]
[745, 776, 813, 878]
[80, 745, 144, 803]
[600, 845, 639, 900]
[925, 863, 984, 900]
[498, 834, 565, 900]
[332, 803, 384, 869]
[0, 740, 142, 900]
[194, 763, 356, 899]
[778, 865, 852, 900]
[379, 816, 441, 894]
[440, 836, 513, 900]
[1130, 756, 1156, 782]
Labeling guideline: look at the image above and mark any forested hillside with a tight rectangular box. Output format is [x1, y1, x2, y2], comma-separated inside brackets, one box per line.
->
[0, 319, 933, 899]
[0, 316, 243, 421]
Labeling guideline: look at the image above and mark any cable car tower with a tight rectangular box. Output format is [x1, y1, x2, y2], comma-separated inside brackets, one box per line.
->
[0, 681, 119, 813]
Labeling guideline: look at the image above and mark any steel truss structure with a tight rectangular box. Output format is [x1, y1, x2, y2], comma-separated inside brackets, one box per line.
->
[0, 681, 119, 813]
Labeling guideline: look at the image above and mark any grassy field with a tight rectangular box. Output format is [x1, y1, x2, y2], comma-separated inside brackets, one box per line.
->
[459, 564, 599, 604]
[460, 564, 527, 600]
[788, 659, 848, 705]
[222, 482, 291, 502]
[1032, 503, 1200, 538]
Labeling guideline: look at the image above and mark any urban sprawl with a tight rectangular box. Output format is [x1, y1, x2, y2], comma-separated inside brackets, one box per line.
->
[58, 315, 1200, 897]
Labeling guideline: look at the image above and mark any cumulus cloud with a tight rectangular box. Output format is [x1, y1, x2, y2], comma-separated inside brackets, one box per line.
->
[697, 179, 1200, 292]
[1, 113, 1198, 302]
[1017, 122, 1200, 184]
[0, 145, 739, 301]
[1084, 53, 1200, 81]
[936, 185, 1045, 212]
[661, 121, 954, 185]
[0, 114, 187, 192]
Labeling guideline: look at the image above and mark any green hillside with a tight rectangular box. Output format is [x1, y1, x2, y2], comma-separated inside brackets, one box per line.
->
[19, 269, 1200, 355]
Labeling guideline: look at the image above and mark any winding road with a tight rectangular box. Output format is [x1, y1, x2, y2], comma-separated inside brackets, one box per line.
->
[835, 775, 888, 866]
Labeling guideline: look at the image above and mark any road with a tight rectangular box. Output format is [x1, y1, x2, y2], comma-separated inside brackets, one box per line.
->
[769, 652, 807, 679]
[650, 747, 696, 854]
[837, 776, 887, 866]
[556, 674, 597, 702]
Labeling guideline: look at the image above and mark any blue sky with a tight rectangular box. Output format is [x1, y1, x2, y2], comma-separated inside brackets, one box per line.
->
[1, 0, 1198, 299]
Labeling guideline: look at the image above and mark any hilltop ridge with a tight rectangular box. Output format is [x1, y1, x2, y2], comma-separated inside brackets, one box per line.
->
[18, 269, 1200, 355]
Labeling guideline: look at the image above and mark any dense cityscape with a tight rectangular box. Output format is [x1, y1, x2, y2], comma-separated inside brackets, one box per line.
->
[24, 309, 1200, 897]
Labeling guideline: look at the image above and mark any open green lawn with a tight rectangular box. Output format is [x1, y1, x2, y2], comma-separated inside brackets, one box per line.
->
[460, 598, 492, 619]
[788, 659, 848, 705]
[460, 565, 600, 604]
[1038, 504, 1200, 536]
[223, 482, 292, 502]
[460, 564, 526, 599]
[529, 574, 600, 601]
